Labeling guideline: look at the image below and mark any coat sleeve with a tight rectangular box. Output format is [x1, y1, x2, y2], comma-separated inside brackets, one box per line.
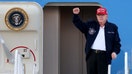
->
[113, 27, 121, 54]
[72, 14, 87, 33]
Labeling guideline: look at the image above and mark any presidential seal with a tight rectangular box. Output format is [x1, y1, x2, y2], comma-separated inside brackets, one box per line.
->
[5, 7, 28, 31]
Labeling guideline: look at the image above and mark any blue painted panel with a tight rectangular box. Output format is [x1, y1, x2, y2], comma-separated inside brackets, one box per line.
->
[41, 1, 130, 74]
[39, 0, 130, 74]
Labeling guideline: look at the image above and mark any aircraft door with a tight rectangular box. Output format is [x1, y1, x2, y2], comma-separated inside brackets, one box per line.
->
[0, 2, 43, 74]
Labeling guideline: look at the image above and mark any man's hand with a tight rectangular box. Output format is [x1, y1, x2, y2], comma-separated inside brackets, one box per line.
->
[73, 7, 80, 14]
[111, 52, 117, 59]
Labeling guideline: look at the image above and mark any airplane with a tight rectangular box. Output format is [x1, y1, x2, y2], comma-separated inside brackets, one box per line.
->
[0, 0, 131, 74]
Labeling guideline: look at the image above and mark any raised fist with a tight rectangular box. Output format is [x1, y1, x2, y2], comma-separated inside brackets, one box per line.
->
[73, 7, 80, 14]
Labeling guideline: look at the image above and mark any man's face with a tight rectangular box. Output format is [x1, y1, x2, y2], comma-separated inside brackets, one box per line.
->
[96, 14, 108, 24]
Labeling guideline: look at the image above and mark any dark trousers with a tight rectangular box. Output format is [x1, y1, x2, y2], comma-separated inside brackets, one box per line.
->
[86, 50, 108, 74]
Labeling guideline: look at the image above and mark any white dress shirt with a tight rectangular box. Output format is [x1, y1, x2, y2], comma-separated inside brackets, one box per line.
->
[91, 26, 106, 51]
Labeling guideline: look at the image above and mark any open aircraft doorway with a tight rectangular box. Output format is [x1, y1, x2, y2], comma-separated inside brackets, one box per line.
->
[43, 2, 101, 74]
